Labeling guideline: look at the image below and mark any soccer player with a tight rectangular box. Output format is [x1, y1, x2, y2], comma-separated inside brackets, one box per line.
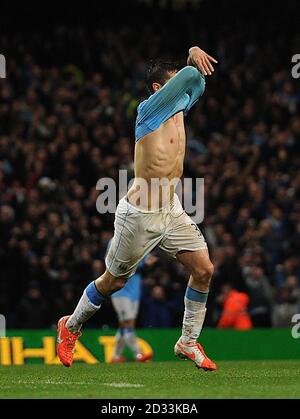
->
[110, 255, 156, 363]
[57, 46, 218, 371]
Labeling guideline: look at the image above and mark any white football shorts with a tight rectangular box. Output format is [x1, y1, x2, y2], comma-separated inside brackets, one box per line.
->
[105, 194, 207, 278]
[111, 297, 139, 322]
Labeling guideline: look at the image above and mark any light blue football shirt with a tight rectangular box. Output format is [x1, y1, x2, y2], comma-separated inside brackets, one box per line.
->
[135, 66, 205, 142]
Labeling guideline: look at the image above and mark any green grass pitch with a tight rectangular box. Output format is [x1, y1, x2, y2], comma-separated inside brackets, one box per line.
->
[1, 360, 300, 399]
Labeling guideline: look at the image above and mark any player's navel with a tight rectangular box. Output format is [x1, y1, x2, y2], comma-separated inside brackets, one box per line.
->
[170, 138, 174, 144]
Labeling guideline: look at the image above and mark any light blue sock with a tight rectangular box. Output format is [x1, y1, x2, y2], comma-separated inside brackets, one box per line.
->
[185, 286, 209, 304]
[181, 286, 209, 343]
[66, 281, 105, 333]
[113, 329, 126, 358]
[123, 328, 140, 356]
[85, 281, 105, 306]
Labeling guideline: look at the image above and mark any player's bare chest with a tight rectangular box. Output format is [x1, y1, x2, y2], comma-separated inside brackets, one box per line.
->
[168, 113, 185, 146]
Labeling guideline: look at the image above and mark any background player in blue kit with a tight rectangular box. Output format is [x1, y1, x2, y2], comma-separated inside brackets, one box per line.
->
[110, 249, 157, 363]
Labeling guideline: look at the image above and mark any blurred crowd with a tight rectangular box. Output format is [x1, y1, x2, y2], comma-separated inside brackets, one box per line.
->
[0, 0, 300, 329]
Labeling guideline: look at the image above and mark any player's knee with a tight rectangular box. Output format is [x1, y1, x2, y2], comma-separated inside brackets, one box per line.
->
[207, 262, 214, 278]
[192, 262, 214, 287]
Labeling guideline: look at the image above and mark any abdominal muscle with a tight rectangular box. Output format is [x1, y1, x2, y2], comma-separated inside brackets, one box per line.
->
[127, 112, 186, 211]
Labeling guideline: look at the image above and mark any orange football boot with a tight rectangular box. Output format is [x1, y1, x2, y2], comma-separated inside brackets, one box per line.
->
[110, 356, 128, 363]
[57, 316, 81, 367]
[174, 340, 217, 371]
[136, 352, 153, 362]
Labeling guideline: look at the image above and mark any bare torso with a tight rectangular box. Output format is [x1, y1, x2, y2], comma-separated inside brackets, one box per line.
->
[127, 111, 185, 210]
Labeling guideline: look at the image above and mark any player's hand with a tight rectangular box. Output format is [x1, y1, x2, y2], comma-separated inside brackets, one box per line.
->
[188, 46, 218, 76]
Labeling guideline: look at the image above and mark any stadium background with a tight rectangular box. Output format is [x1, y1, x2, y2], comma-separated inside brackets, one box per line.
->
[0, 0, 300, 363]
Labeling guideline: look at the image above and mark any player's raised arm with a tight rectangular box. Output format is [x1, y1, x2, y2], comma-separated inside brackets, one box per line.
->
[150, 65, 204, 101]
[142, 46, 218, 111]
[138, 64, 204, 120]
[135, 48, 218, 140]
[135, 65, 205, 139]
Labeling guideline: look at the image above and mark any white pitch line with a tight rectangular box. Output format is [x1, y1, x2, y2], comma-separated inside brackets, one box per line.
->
[10, 380, 87, 385]
[1, 380, 144, 388]
[103, 383, 144, 388]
